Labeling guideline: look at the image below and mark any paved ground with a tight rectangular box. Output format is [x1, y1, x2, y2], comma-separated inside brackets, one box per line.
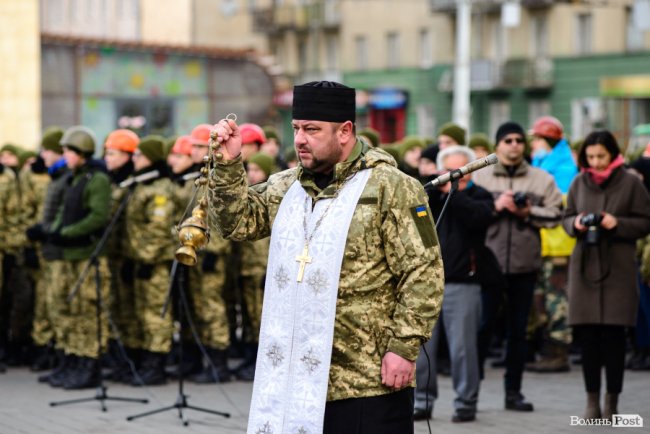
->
[0, 363, 648, 433]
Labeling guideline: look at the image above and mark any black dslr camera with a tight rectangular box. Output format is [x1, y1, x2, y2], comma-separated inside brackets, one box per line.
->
[513, 192, 529, 209]
[580, 213, 603, 245]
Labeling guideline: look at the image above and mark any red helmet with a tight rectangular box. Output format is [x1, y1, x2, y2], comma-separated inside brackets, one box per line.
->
[530, 116, 564, 140]
[105, 129, 139, 153]
[190, 123, 213, 145]
[171, 135, 193, 156]
[239, 123, 266, 146]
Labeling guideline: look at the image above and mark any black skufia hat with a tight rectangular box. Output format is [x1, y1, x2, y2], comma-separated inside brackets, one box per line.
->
[292, 81, 356, 123]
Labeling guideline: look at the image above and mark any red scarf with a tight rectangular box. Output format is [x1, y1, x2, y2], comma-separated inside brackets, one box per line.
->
[583, 154, 625, 185]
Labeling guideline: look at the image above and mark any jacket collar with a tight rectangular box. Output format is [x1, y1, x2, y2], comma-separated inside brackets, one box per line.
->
[493, 159, 529, 177]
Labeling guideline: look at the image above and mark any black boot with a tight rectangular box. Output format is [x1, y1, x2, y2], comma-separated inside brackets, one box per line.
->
[48, 354, 79, 388]
[233, 343, 258, 382]
[168, 343, 202, 378]
[38, 350, 65, 383]
[132, 351, 166, 386]
[191, 348, 231, 384]
[31, 344, 54, 372]
[505, 390, 534, 412]
[113, 347, 141, 384]
[63, 357, 100, 390]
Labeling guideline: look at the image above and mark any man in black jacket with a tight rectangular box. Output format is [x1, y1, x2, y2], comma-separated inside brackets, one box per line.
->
[414, 145, 495, 423]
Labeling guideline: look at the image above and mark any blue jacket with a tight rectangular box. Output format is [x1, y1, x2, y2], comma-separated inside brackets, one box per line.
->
[532, 138, 577, 194]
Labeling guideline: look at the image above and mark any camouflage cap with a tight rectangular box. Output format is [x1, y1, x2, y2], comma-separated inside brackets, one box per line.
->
[41, 126, 65, 154]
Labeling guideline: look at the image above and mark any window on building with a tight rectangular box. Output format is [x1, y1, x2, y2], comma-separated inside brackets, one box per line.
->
[531, 13, 549, 57]
[528, 99, 551, 128]
[626, 7, 644, 51]
[298, 39, 308, 74]
[355, 35, 368, 71]
[387, 32, 400, 69]
[325, 34, 339, 71]
[492, 19, 508, 61]
[419, 28, 433, 68]
[489, 100, 511, 141]
[575, 13, 593, 55]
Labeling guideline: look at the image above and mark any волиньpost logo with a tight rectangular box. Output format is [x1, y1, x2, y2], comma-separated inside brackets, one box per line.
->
[570, 414, 644, 428]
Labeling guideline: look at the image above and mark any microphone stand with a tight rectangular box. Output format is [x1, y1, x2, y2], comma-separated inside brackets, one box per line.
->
[50, 188, 148, 411]
[126, 259, 230, 426]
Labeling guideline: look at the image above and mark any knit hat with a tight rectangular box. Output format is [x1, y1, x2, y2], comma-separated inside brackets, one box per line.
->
[495, 121, 526, 145]
[420, 144, 439, 163]
[137, 135, 165, 163]
[438, 122, 466, 146]
[171, 135, 193, 156]
[263, 126, 281, 144]
[292, 81, 356, 123]
[41, 126, 64, 154]
[399, 136, 425, 156]
[468, 133, 493, 152]
[1, 143, 22, 157]
[105, 129, 139, 154]
[248, 152, 275, 178]
[359, 127, 380, 148]
[163, 135, 178, 157]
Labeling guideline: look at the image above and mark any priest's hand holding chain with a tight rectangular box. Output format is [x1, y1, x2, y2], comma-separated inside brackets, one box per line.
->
[211, 117, 241, 161]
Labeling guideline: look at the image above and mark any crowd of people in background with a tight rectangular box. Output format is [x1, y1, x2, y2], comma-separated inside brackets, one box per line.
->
[1, 113, 650, 423]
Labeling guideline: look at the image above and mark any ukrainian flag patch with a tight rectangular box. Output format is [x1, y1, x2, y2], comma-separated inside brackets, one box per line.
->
[410, 204, 437, 248]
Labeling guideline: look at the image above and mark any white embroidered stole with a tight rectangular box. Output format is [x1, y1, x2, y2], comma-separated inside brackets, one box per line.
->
[247, 169, 372, 434]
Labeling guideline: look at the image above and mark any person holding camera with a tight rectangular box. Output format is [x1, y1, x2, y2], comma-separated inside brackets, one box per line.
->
[562, 130, 650, 420]
[473, 121, 563, 412]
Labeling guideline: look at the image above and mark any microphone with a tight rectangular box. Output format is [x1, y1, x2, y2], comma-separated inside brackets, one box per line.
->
[424, 153, 498, 189]
[119, 170, 160, 188]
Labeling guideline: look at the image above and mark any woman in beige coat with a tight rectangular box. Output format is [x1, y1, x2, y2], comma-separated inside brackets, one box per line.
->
[563, 130, 650, 420]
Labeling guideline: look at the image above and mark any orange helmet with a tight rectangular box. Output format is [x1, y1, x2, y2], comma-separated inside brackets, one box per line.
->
[171, 135, 193, 156]
[105, 129, 139, 153]
[530, 116, 564, 140]
[191, 123, 213, 145]
[239, 123, 266, 146]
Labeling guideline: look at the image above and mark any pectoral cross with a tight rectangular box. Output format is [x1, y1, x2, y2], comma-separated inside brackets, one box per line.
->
[295, 244, 312, 282]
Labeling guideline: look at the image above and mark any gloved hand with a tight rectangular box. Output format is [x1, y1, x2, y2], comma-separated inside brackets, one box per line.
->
[24, 247, 40, 269]
[120, 261, 135, 285]
[26, 224, 45, 242]
[202, 253, 218, 273]
[136, 263, 154, 280]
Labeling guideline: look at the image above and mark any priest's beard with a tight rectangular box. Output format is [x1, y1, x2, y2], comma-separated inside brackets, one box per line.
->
[297, 135, 342, 174]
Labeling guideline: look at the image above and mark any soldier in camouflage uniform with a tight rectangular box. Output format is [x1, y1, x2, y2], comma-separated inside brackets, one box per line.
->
[23, 128, 65, 371]
[210, 81, 444, 433]
[48, 126, 112, 389]
[0, 156, 21, 373]
[180, 130, 232, 383]
[103, 129, 138, 382]
[25, 128, 70, 383]
[232, 152, 275, 381]
[125, 136, 177, 386]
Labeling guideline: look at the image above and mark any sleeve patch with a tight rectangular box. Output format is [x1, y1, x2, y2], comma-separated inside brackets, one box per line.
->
[410, 204, 437, 249]
[154, 195, 167, 206]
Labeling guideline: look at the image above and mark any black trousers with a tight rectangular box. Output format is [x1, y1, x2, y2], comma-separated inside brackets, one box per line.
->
[503, 273, 536, 393]
[574, 324, 626, 394]
[323, 388, 414, 434]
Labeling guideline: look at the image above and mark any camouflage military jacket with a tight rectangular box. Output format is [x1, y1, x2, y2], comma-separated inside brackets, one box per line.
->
[18, 167, 51, 247]
[0, 165, 20, 252]
[210, 140, 444, 401]
[124, 173, 177, 263]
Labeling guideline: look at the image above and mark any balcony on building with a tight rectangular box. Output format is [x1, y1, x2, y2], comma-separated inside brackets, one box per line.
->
[252, 1, 340, 34]
[438, 57, 553, 92]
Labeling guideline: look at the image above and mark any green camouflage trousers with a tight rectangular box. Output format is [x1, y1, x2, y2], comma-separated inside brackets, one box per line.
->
[108, 259, 142, 349]
[534, 257, 571, 345]
[189, 255, 229, 350]
[241, 274, 264, 344]
[31, 260, 54, 346]
[48, 260, 70, 351]
[63, 257, 110, 359]
[134, 262, 173, 353]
